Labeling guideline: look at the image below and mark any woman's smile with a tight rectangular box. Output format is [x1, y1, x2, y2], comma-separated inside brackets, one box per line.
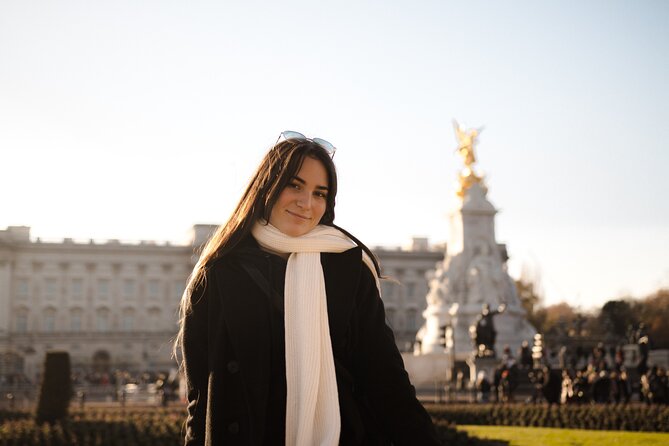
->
[286, 209, 311, 220]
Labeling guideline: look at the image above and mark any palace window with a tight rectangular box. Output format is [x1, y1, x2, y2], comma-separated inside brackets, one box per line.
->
[381, 282, 395, 300]
[43, 308, 56, 332]
[406, 308, 418, 331]
[44, 278, 57, 300]
[122, 309, 135, 331]
[16, 311, 28, 333]
[147, 280, 160, 299]
[123, 279, 136, 299]
[147, 308, 161, 330]
[173, 281, 185, 299]
[406, 282, 415, 299]
[96, 309, 110, 332]
[71, 278, 83, 300]
[97, 279, 110, 300]
[15, 278, 29, 299]
[70, 309, 83, 332]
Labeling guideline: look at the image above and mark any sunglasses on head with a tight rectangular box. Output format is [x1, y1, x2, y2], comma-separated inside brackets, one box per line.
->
[277, 130, 337, 157]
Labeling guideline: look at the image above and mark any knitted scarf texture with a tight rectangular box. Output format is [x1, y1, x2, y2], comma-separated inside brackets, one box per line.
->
[251, 222, 379, 445]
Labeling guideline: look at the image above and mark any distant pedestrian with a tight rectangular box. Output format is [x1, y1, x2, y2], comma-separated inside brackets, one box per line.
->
[119, 388, 126, 408]
[519, 340, 532, 369]
[77, 390, 86, 409]
[476, 371, 491, 403]
[6, 392, 15, 410]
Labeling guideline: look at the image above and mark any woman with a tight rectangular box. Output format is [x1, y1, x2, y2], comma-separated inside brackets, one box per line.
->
[176, 132, 440, 445]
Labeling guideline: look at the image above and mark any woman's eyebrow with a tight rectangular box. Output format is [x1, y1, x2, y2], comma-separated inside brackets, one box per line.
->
[293, 175, 329, 191]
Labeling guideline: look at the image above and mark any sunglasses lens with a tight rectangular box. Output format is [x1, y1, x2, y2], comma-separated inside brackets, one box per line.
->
[281, 131, 306, 141]
[278, 131, 336, 157]
[312, 137, 336, 155]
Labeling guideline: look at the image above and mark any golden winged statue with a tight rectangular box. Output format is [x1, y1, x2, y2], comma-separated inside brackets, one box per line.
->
[453, 120, 480, 167]
[452, 120, 486, 197]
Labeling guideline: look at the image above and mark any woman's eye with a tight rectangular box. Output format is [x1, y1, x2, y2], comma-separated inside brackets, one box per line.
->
[315, 191, 327, 199]
[289, 183, 300, 190]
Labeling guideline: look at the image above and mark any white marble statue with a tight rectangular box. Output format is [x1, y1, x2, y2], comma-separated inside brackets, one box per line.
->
[415, 123, 536, 360]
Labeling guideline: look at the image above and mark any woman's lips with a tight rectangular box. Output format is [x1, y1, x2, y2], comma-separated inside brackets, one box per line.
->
[286, 210, 310, 220]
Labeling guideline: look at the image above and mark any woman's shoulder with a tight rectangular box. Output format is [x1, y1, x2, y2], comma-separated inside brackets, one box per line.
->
[321, 245, 379, 288]
[321, 245, 363, 266]
[206, 236, 262, 269]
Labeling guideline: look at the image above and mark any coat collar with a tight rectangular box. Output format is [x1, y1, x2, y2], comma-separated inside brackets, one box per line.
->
[216, 236, 364, 349]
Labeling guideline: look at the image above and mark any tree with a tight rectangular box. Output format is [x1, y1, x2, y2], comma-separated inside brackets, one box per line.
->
[515, 278, 542, 330]
[516, 279, 540, 315]
[635, 288, 669, 349]
[532, 302, 580, 337]
[597, 299, 639, 342]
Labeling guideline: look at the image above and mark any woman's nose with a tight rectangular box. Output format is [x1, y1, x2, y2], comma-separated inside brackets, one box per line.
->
[296, 192, 311, 209]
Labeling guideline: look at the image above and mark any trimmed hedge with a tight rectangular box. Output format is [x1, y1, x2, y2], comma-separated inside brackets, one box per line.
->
[7, 403, 665, 445]
[0, 408, 182, 446]
[433, 419, 506, 445]
[426, 403, 669, 432]
[35, 351, 73, 424]
[0, 407, 493, 446]
[0, 409, 31, 423]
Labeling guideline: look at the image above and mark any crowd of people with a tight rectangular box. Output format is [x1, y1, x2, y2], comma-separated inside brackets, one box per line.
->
[70, 369, 180, 406]
[0, 368, 179, 409]
[71, 369, 174, 387]
[475, 340, 669, 405]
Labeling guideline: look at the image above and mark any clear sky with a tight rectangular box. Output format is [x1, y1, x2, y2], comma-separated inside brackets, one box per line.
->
[1, 0, 668, 310]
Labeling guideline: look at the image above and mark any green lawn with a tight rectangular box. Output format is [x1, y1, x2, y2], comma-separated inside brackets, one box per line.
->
[459, 425, 669, 446]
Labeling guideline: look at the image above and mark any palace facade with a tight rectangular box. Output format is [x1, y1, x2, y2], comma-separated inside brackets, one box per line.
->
[0, 225, 444, 380]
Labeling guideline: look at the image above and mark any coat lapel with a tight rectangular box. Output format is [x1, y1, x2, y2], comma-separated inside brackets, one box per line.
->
[214, 264, 271, 442]
[322, 246, 363, 352]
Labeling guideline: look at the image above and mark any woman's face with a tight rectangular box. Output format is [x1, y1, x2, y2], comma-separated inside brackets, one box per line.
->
[269, 156, 329, 237]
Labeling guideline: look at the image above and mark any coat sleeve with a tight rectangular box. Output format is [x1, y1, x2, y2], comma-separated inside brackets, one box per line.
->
[352, 266, 441, 445]
[181, 272, 211, 446]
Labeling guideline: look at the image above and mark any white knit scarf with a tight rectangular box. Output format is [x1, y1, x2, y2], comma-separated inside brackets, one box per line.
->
[251, 222, 379, 446]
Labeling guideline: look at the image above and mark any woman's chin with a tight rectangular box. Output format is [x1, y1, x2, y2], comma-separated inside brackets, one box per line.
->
[273, 221, 314, 237]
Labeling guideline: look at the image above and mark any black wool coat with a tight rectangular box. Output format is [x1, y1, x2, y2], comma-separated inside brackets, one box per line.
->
[181, 237, 440, 445]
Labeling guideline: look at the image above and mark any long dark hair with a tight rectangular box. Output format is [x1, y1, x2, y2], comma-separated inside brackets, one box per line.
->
[174, 137, 381, 360]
